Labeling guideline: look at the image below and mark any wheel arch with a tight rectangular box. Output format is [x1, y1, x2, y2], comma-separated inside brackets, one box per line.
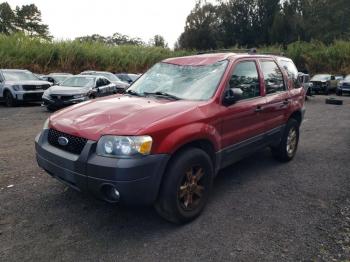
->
[289, 110, 302, 126]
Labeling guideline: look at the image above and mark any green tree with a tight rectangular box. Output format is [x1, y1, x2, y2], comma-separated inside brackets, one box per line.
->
[15, 4, 51, 39]
[149, 34, 168, 48]
[178, 1, 220, 50]
[0, 2, 17, 34]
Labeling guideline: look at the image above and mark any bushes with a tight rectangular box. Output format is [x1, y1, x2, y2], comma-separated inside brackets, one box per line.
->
[286, 40, 350, 75]
[0, 34, 350, 75]
[0, 34, 190, 73]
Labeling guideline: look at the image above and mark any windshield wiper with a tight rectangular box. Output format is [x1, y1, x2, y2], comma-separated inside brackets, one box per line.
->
[125, 89, 143, 97]
[143, 91, 181, 100]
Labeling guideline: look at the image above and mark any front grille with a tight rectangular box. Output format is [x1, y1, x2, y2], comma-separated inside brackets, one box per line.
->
[50, 95, 74, 101]
[23, 92, 43, 101]
[48, 129, 87, 155]
[22, 84, 50, 91]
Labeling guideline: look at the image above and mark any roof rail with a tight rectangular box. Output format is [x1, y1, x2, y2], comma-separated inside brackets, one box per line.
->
[197, 48, 285, 56]
[197, 48, 256, 55]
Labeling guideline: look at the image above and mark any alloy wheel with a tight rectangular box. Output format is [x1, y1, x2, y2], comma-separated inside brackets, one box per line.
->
[178, 166, 205, 211]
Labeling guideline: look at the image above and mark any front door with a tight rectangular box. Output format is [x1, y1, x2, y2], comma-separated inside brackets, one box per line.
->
[219, 59, 266, 167]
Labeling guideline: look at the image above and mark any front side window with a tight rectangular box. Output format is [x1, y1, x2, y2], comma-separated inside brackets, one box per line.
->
[229, 61, 260, 100]
[128, 60, 228, 100]
[260, 60, 285, 94]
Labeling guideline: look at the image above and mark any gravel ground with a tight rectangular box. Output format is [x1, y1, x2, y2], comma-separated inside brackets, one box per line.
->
[0, 96, 349, 261]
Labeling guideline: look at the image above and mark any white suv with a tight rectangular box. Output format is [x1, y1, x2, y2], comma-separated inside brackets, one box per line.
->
[0, 69, 51, 106]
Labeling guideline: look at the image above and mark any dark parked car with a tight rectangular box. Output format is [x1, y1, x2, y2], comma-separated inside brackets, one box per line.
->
[336, 74, 350, 96]
[0, 69, 51, 106]
[80, 71, 129, 93]
[41, 73, 73, 85]
[42, 75, 116, 111]
[115, 73, 141, 84]
[36, 52, 305, 224]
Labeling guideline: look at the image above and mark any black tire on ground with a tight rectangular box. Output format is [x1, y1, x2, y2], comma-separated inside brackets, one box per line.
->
[4, 91, 16, 107]
[325, 98, 343, 105]
[271, 119, 300, 162]
[155, 147, 214, 224]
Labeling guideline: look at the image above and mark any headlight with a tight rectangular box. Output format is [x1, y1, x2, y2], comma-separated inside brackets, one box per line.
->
[12, 85, 22, 91]
[43, 118, 50, 129]
[43, 90, 50, 98]
[73, 94, 86, 99]
[96, 136, 153, 157]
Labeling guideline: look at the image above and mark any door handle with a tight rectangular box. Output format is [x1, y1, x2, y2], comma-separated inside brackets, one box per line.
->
[282, 99, 290, 105]
[255, 106, 264, 112]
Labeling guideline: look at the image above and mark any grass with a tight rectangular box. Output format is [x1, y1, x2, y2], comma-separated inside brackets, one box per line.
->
[0, 34, 350, 75]
[0, 34, 190, 74]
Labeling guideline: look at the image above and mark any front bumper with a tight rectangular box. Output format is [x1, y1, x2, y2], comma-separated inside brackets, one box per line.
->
[15, 91, 44, 101]
[338, 87, 350, 93]
[35, 129, 170, 205]
[42, 97, 86, 109]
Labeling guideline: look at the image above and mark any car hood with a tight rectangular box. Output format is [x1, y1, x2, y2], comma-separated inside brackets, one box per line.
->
[47, 85, 89, 95]
[49, 95, 202, 141]
[6, 80, 51, 86]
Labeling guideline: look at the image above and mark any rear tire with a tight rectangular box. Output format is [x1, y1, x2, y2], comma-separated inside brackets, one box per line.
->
[336, 90, 342, 96]
[4, 91, 16, 107]
[271, 119, 299, 162]
[155, 148, 214, 224]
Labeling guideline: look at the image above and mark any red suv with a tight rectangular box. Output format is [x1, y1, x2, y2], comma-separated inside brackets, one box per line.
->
[35, 52, 305, 224]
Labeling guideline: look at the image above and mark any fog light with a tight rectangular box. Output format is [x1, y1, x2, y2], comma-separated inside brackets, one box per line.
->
[101, 184, 120, 202]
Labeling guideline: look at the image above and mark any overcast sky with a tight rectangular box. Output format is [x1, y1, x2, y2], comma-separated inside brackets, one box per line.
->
[7, 0, 216, 47]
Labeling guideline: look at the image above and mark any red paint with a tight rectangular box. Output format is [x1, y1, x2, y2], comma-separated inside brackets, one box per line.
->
[49, 53, 305, 154]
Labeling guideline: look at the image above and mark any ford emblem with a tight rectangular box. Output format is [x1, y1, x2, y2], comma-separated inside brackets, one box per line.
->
[58, 136, 69, 146]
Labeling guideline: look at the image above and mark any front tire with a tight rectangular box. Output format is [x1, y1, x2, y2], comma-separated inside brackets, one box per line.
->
[155, 148, 214, 224]
[4, 91, 16, 107]
[271, 119, 300, 162]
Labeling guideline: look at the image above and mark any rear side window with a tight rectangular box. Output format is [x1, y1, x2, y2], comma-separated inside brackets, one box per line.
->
[260, 60, 285, 94]
[279, 59, 301, 88]
[229, 61, 260, 100]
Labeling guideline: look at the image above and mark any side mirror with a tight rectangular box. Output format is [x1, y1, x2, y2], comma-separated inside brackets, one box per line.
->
[223, 88, 243, 106]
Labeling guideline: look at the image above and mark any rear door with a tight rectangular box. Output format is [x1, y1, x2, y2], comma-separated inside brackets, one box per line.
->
[258, 59, 290, 131]
[219, 59, 267, 166]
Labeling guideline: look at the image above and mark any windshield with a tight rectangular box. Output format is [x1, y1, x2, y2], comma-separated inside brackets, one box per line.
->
[311, 74, 331, 81]
[60, 76, 95, 88]
[53, 75, 71, 83]
[128, 61, 228, 100]
[116, 74, 130, 82]
[2, 70, 39, 81]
